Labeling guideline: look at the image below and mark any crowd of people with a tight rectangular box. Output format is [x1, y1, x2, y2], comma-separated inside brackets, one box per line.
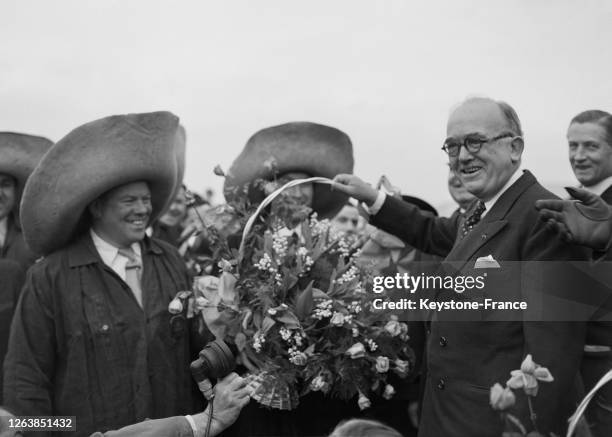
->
[0, 99, 611, 437]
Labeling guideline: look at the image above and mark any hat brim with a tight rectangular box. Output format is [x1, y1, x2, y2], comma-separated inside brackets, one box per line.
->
[224, 122, 354, 218]
[21, 112, 180, 255]
[0, 133, 53, 214]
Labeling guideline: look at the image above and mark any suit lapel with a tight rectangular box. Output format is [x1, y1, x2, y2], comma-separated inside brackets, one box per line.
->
[445, 170, 537, 270]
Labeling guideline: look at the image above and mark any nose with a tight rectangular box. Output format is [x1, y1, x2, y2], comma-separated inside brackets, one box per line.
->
[572, 145, 587, 162]
[457, 143, 474, 163]
[134, 199, 151, 215]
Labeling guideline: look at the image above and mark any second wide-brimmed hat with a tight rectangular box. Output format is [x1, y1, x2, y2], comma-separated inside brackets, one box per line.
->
[224, 121, 354, 218]
[21, 111, 183, 255]
[0, 133, 53, 211]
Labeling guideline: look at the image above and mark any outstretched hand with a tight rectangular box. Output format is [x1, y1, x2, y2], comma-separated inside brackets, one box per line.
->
[535, 187, 612, 251]
[193, 372, 251, 437]
[332, 174, 379, 205]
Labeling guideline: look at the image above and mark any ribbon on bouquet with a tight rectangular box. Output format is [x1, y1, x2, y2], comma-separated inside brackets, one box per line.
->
[238, 176, 335, 261]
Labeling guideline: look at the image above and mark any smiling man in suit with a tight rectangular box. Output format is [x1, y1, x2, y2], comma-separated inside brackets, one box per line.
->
[565, 109, 612, 437]
[333, 97, 589, 437]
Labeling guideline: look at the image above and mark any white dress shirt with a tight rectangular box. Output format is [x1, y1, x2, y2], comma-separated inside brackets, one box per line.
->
[581, 175, 612, 196]
[0, 216, 7, 248]
[90, 229, 142, 282]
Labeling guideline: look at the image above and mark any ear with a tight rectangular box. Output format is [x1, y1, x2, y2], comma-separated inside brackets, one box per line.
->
[509, 136, 524, 163]
[88, 199, 102, 220]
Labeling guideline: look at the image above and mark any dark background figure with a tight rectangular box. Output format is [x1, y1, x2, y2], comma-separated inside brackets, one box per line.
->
[150, 183, 188, 247]
[0, 132, 52, 270]
[0, 259, 24, 404]
[566, 109, 612, 437]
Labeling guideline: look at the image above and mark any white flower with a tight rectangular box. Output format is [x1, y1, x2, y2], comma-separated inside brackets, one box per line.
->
[489, 383, 516, 411]
[394, 359, 410, 376]
[384, 319, 402, 337]
[346, 342, 366, 359]
[357, 392, 371, 410]
[375, 356, 390, 373]
[330, 312, 345, 326]
[168, 298, 183, 314]
[506, 354, 554, 397]
[310, 375, 329, 393]
[352, 327, 359, 337]
[383, 384, 396, 400]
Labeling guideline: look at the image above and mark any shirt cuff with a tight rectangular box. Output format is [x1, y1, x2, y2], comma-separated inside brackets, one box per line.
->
[364, 191, 386, 216]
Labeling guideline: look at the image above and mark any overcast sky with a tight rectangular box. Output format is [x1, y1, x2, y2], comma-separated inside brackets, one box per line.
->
[1, 0, 611, 210]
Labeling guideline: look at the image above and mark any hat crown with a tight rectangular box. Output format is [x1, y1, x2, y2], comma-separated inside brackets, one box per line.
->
[21, 111, 182, 255]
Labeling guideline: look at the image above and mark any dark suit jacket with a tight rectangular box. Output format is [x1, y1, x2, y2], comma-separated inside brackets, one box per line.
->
[371, 170, 588, 437]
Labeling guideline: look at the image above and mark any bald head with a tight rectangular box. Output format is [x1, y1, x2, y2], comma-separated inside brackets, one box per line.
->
[445, 97, 524, 202]
[447, 97, 523, 138]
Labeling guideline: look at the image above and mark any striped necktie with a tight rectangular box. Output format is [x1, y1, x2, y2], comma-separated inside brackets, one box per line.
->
[118, 247, 143, 307]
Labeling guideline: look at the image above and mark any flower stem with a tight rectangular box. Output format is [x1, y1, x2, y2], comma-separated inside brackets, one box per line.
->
[527, 395, 539, 432]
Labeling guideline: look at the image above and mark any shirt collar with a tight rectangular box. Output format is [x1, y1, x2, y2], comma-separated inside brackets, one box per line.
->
[581, 175, 612, 196]
[483, 167, 523, 216]
[0, 216, 7, 246]
[90, 229, 141, 265]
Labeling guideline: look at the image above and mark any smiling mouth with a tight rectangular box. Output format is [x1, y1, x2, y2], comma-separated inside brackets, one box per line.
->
[460, 166, 482, 176]
[127, 218, 148, 227]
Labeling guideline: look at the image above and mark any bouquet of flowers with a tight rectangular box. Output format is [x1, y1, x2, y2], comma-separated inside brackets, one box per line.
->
[169, 176, 415, 410]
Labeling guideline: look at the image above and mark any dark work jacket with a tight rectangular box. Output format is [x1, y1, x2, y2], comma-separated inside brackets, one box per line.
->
[0, 259, 25, 404]
[371, 171, 589, 437]
[0, 215, 38, 271]
[3, 233, 197, 437]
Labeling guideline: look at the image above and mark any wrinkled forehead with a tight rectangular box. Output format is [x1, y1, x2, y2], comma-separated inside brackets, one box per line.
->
[446, 100, 508, 138]
[567, 122, 609, 144]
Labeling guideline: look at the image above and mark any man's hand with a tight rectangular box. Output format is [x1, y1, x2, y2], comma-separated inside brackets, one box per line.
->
[193, 372, 251, 437]
[332, 174, 379, 206]
[535, 187, 612, 250]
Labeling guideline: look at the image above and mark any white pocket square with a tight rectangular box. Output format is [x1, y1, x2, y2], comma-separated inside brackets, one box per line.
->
[474, 255, 500, 269]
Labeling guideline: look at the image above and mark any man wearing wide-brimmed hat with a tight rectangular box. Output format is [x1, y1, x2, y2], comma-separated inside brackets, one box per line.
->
[224, 121, 354, 219]
[0, 132, 52, 269]
[3, 112, 198, 436]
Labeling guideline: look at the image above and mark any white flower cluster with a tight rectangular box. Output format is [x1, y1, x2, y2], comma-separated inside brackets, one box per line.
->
[253, 332, 266, 353]
[288, 346, 307, 366]
[296, 246, 314, 273]
[256, 253, 275, 272]
[336, 265, 359, 285]
[274, 272, 283, 286]
[336, 236, 351, 257]
[272, 232, 289, 263]
[365, 338, 378, 352]
[309, 215, 331, 237]
[279, 327, 304, 347]
[347, 301, 362, 314]
[313, 299, 333, 319]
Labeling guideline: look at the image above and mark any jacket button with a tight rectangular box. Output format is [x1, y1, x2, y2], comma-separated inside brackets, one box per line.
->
[101, 324, 109, 332]
[437, 378, 445, 390]
[439, 336, 447, 347]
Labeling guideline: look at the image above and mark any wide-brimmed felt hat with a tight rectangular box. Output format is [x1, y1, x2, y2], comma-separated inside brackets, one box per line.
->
[401, 195, 438, 217]
[224, 121, 354, 218]
[21, 111, 182, 255]
[0, 133, 53, 212]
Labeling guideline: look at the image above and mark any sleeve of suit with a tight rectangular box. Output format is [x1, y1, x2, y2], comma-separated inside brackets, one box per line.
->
[520, 219, 588, 434]
[89, 416, 195, 437]
[370, 194, 459, 257]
